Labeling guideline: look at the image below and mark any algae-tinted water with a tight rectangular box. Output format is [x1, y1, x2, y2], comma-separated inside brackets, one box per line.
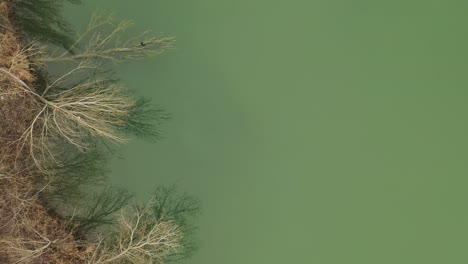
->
[63, 1, 468, 263]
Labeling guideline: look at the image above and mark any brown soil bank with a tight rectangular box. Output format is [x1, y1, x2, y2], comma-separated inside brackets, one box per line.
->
[0, 2, 91, 263]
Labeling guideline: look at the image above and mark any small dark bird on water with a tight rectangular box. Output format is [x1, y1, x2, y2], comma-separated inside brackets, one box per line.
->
[140, 41, 146, 47]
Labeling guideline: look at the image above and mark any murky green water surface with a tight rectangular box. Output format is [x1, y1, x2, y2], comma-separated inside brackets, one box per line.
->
[65, 1, 468, 263]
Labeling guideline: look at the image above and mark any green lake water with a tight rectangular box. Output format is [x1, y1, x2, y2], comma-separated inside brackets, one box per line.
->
[65, 1, 468, 263]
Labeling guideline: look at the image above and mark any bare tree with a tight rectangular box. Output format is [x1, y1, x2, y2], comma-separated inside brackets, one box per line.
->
[87, 199, 182, 264]
[1, 11, 172, 171]
[151, 185, 201, 262]
[1, 65, 132, 170]
[41, 10, 174, 63]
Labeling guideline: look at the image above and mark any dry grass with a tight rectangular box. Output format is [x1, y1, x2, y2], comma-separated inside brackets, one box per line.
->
[0, 2, 40, 172]
[0, 3, 90, 263]
[0, 175, 92, 264]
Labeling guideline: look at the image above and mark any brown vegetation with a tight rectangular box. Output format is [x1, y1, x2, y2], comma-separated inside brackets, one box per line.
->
[0, 2, 89, 262]
[0, 2, 184, 263]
